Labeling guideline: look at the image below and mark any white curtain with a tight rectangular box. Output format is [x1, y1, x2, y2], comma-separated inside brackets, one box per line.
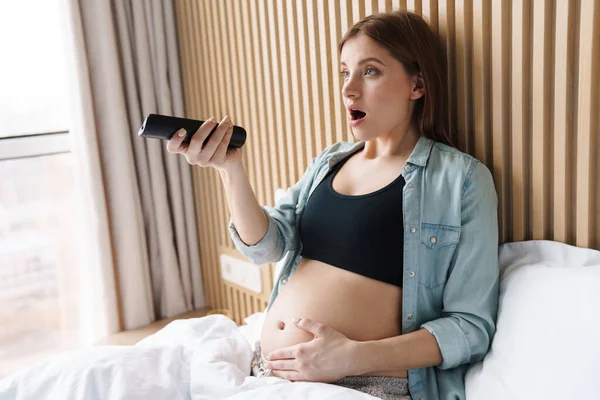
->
[60, 0, 204, 344]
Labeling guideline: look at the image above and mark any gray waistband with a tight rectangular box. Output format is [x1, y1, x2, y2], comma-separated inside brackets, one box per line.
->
[333, 375, 411, 400]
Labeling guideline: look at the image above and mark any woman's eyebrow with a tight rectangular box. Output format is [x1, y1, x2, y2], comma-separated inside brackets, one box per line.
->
[340, 57, 385, 66]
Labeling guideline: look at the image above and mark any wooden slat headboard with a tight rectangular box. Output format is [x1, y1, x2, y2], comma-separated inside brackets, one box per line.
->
[174, 0, 599, 324]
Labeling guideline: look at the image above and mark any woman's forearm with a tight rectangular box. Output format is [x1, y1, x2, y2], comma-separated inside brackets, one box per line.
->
[219, 163, 268, 246]
[353, 328, 443, 375]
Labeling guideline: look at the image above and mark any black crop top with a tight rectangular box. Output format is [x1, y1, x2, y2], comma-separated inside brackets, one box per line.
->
[298, 154, 405, 287]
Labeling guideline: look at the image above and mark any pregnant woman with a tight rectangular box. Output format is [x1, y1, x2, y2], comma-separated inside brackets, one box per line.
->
[167, 9, 499, 400]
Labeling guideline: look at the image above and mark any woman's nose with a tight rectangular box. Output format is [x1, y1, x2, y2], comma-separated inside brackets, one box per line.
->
[342, 80, 360, 99]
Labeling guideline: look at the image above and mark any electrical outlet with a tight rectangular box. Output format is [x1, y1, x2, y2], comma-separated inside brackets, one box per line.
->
[219, 253, 262, 293]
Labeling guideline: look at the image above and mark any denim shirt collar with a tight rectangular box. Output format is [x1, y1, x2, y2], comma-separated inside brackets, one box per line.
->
[406, 136, 435, 167]
[327, 136, 435, 169]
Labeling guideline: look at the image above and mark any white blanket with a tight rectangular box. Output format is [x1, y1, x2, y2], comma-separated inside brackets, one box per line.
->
[0, 315, 381, 400]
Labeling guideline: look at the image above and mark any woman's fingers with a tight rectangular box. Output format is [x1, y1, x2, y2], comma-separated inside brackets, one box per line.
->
[166, 115, 237, 169]
[166, 128, 189, 153]
[265, 359, 297, 371]
[187, 117, 219, 156]
[198, 115, 231, 160]
[210, 124, 233, 165]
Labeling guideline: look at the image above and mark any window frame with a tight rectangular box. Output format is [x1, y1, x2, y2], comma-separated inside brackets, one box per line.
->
[0, 131, 70, 161]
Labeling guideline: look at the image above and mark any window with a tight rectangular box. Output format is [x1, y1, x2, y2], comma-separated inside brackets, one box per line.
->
[0, 0, 79, 378]
[0, 2, 71, 139]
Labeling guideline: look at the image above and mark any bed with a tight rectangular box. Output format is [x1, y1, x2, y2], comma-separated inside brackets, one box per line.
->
[1, 240, 599, 400]
[0, 305, 379, 399]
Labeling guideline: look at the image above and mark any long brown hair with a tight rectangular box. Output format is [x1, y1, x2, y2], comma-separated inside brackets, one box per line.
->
[338, 10, 453, 147]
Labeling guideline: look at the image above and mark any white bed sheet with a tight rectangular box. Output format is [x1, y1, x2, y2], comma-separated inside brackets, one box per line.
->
[6, 239, 594, 399]
[0, 314, 381, 400]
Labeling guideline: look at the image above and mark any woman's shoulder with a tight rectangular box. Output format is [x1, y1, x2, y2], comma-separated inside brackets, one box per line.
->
[428, 140, 496, 196]
[430, 141, 478, 165]
[429, 141, 491, 174]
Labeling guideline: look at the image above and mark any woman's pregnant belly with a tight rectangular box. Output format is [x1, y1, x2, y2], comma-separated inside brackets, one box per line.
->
[260, 258, 407, 377]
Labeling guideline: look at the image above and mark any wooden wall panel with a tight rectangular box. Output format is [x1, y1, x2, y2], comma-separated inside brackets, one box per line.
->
[174, 0, 600, 325]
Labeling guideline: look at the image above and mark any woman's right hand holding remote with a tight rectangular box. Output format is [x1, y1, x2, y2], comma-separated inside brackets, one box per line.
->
[166, 115, 242, 171]
[168, 114, 267, 246]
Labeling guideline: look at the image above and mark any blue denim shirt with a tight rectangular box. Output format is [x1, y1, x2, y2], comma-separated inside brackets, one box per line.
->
[228, 136, 499, 400]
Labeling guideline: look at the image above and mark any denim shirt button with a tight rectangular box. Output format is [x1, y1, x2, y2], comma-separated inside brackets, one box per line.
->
[281, 279, 287, 284]
[430, 236, 437, 243]
[410, 227, 416, 234]
[408, 183, 414, 189]
[295, 204, 300, 209]
[404, 165, 412, 172]
[407, 314, 413, 320]
[409, 271, 415, 277]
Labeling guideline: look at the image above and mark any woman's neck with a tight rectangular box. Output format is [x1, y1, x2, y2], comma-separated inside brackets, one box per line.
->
[360, 124, 420, 162]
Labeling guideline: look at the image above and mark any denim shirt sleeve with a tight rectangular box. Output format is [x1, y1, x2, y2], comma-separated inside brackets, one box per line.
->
[421, 161, 500, 370]
[227, 156, 318, 265]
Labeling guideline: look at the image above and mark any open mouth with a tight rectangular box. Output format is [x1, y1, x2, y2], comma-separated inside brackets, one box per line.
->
[350, 108, 367, 121]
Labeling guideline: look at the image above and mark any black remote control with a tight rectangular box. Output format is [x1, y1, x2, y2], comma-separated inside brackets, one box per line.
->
[137, 113, 247, 149]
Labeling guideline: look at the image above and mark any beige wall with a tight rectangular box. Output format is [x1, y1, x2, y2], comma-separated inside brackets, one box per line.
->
[174, 0, 600, 324]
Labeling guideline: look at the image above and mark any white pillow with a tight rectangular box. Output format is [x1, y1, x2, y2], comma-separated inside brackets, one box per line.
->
[465, 240, 600, 400]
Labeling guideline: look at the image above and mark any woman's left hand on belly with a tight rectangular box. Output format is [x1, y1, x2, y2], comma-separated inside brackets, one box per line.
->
[264, 317, 360, 383]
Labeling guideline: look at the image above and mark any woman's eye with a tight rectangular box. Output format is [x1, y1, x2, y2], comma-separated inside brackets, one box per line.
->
[340, 68, 377, 79]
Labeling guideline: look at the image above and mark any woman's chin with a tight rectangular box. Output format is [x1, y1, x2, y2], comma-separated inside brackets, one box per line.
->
[351, 129, 377, 142]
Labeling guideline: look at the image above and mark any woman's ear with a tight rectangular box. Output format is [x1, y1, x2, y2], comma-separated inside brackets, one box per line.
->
[410, 73, 425, 100]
